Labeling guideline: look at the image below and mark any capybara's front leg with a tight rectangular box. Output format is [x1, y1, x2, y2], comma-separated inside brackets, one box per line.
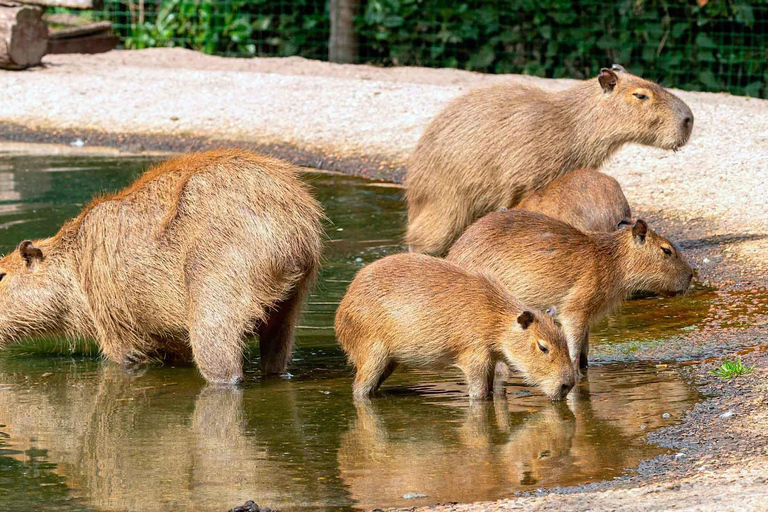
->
[189, 312, 246, 385]
[405, 202, 467, 256]
[561, 316, 589, 379]
[458, 353, 494, 400]
[579, 331, 590, 369]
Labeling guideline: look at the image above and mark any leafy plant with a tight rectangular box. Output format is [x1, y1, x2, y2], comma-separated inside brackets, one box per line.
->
[709, 358, 754, 379]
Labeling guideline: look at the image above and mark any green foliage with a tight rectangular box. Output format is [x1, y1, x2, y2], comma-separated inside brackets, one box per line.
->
[709, 358, 755, 379]
[92, 0, 768, 97]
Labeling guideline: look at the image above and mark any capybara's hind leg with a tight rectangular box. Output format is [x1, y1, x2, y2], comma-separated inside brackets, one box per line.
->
[258, 275, 314, 375]
[352, 348, 390, 401]
[375, 361, 398, 391]
[187, 279, 256, 385]
[406, 203, 467, 256]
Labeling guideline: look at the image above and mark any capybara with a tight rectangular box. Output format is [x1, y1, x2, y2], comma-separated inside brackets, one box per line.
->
[516, 168, 632, 232]
[446, 210, 693, 372]
[334, 253, 575, 401]
[0, 149, 324, 384]
[406, 64, 694, 254]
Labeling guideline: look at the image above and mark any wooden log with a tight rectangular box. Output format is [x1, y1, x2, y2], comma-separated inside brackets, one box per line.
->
[19, 0, 103, 9]
[48, 20, 111, 40]
[0, 2, 47, 70]
[47, 32, 117, 54]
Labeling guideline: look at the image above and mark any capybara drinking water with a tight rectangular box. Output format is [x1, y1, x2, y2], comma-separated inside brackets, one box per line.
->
[446, 210, 693, 372]
[406, 65, 694, 255]
[0, 149, 324, 384]
[516, 169, 632, 232]
[334, 253, 575, 401]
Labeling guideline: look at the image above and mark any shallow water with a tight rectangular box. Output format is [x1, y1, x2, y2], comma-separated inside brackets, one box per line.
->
[0, 152, 707, 511]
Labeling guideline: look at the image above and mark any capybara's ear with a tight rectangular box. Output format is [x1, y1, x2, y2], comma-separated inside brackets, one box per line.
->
[19, 240, 43, 265]
[545, 306, 557, 318]
[598, 68, 619, 92]
[632, 220, 648, 244]
[611, 64, 626, 73]
[517, 311, 535, 330]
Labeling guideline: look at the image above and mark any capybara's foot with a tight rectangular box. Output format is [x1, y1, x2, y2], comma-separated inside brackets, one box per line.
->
[204, 373, 244, 387]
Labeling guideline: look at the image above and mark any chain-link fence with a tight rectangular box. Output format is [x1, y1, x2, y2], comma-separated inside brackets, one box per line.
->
[61, 0, 768, 97]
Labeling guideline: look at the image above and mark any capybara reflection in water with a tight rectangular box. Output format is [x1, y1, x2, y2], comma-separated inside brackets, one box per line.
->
[447, 210, 693, 373]
[0, 149, 324, 384]
[517, 169, 632, 233]
[406, 65, 694, 255]
[334, 253, 575, 401]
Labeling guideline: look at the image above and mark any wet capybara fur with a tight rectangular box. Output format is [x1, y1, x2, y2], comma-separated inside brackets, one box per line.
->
[516, 168, 632, 232]
[446, 210, 693, 373]
[0, 149, 324, 384]
[334, 253, 575, 401]
[406, 65, 694, 255]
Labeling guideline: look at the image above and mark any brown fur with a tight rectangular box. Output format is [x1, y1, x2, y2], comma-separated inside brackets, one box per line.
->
[446, 210, 693, 373]
[334, 253, 574, 401]
[406, 66, 694, 255]
[516, 168, 632, 232]
[0, 149, 325, 384]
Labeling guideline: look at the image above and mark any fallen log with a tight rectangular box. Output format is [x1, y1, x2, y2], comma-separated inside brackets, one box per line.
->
[0, 1, 47, 70]
[19, 0, 103, 8]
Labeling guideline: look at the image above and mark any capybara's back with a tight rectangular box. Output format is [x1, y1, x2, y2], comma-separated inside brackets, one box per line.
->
[406, 66, 693, 255]
[335, 253, 574, 401]
[0, 149, 324, 384]
[516, 169, 632, 232]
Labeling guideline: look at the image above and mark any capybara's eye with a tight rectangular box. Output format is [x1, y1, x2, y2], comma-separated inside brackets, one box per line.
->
[537, 341, 549, 354]
[633, 93, 649, 100]
[661, 247, 673, 256]
[0, 272, 6, 282]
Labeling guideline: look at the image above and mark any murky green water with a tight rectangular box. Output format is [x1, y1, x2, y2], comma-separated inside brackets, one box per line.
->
[0, 152, 705, 511]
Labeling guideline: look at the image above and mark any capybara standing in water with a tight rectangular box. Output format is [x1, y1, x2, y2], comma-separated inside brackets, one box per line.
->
[0, 149, 324, 385]
[447, 210, 693, 373]
[406, 65, 694, 254]
[334, 253, 575, 401]
[516, 169, 632, 232]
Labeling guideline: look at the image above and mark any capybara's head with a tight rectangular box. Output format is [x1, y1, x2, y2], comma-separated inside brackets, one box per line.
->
[0, 240, 69, 347]
[619, 220, 693, 294]
[504, 307, 574, 401]
[597, 65, 693, 151]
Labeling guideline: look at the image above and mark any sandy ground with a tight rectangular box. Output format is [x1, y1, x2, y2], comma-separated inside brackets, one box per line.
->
[0, 49, 767, 511]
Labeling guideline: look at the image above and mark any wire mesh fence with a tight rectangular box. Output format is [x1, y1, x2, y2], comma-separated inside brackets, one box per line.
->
[61, 0, 768, 97]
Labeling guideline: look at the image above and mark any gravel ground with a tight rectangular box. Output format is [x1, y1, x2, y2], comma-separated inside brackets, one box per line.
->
[1, 49, 767, 511]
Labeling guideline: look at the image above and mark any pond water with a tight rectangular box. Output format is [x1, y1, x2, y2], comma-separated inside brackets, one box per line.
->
[0, 151, 706, 511]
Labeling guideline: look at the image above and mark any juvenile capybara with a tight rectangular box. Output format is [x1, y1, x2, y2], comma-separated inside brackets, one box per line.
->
[334, 253, 575, 401]
[406, 64, 694, 254]
[446, 210, 693, 372]
[0, 149, 324, 384]
[516, 168, 632, 232]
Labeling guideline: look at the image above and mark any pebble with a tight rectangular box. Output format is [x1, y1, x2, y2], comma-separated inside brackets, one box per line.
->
[640, 424, 647, 430]
[402, 493, 427, 500]
[70, 138, 85, 147]
[355, 257, 363, 262]
[663, 413, 671, 418]
[674, 453, 686, 459]
[719, 410, 735, 419]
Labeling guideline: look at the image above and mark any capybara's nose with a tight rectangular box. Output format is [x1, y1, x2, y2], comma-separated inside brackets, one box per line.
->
[683, 116, 693, 131]
[560, 382, 573, 398]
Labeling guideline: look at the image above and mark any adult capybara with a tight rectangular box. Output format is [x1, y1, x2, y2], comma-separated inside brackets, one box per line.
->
[516, 168, 632, 232]
[406, 65, 694, 254]
[0, 149, 324, 384]
[334, 253, 574, 401]
[446, 211, 692, 373]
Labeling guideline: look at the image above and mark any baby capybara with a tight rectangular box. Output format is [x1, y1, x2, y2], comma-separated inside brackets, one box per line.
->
[446, 211, 693, 373]
[0, 149, 324, 385]
[334, 253, 575, 401]
[516, 169, 632, 232]
[406, 65, 694, 255]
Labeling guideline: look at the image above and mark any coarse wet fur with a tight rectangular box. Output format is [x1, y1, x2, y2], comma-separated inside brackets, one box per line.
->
[0, 149, 324, 385]
[406, 65, 694, 255]
[334, 253, 575, 401]
[516, 168, 632, 232]
[446, 210, 693, 374]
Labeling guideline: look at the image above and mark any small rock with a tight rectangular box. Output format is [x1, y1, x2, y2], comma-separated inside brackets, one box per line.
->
[703, 258, 710, 263]
[336, 227, 344, 231]
[170, 116, 180, 121]
[719, 410, 735, 419]
[320, 390, 330, 395]
[639, 424, 646, 430]
[355, 257, 363, 263]
[228, 500, 272, 512]
[674, 453, 685, 460]
[662, 413, 671, 418]
[402, 493, 427, 500]
[70, 138, 85, 147]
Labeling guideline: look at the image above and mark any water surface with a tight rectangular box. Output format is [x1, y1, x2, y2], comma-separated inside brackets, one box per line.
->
[0, 152, 705, 511]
